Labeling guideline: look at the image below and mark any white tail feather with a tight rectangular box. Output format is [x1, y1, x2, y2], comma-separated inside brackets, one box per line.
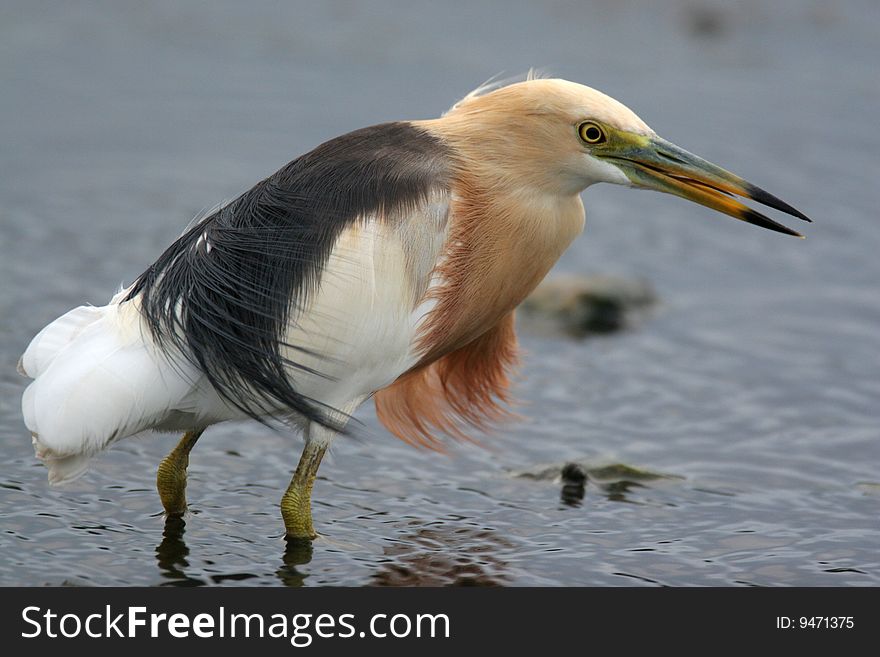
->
[36, 449, 91, 486]
[18, 305, 104, 378]
[20, 299, 206, 483]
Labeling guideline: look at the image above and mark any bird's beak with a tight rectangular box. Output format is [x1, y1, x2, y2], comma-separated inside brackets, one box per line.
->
[603, 134, 811, 237]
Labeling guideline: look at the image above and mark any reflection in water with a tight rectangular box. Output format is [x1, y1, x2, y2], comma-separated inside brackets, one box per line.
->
[156, 517, 312, 587]
[276, 538, 314, 587]
[560, 482, 586, 506]
[154, 516, 205, 586]
[599, 480, 647, 504]
[371, 524, 511, 586]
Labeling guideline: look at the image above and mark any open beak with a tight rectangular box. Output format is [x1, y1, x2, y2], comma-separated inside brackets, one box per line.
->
[606, 135, 811, 237]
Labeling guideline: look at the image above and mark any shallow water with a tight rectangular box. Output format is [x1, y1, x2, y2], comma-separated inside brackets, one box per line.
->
[1, 0, 878, 586]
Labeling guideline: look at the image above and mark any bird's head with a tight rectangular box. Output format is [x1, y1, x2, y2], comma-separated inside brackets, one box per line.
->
[437, 78, 809, 236]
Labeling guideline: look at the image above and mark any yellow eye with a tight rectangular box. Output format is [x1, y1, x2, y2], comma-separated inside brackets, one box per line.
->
[578, 121, 606, 144]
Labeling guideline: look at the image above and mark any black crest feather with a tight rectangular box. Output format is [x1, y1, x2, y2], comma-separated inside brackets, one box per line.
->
[126, 122, 449, 428]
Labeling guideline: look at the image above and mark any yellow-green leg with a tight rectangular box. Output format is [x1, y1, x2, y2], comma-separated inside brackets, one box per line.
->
[156, 429, 204, 517]
[281, 439, 328, 540]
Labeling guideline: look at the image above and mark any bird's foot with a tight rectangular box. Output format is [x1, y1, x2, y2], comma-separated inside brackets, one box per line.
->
[280, 441, 326, 540]
[156, 429, 203, 517]
[280, 499, 318, 541]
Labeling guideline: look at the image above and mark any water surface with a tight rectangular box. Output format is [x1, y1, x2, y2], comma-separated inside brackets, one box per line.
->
[1, 0, 878, 586]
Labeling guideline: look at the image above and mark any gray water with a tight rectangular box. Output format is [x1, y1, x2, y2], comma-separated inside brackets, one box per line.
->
[1, 0, 878, 586]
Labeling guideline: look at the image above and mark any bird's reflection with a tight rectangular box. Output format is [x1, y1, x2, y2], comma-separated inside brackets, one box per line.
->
[276, 537, 314, 587]
[154, 516, 205, 586]
[371, 523, 510, 586]
[155, 515, 314, 586]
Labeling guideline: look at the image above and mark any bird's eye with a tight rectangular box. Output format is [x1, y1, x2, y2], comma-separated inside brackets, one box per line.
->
[578, 121, 606, 145]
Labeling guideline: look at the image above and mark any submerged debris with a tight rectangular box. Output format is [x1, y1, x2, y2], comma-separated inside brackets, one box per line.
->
[560, 462, 588, 506]
[519, 274, 657, 338]
[561, 462, 588, 485]
[512, 460, 682, 505]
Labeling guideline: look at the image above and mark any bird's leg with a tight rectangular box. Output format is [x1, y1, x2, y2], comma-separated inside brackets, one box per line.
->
[281, 430, 329, 541]
[156, 429, 204, 516]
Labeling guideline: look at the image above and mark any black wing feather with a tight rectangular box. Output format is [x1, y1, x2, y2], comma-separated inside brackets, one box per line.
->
[126, 122, 450, 428]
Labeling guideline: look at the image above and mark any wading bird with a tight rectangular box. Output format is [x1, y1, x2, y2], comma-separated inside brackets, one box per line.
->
[19, 78, 809, 540]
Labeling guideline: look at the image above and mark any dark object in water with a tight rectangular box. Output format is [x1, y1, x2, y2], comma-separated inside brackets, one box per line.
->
[561, 462, 588, 485]
[560, 462, 588, 506]
[520, 275, 656, 338]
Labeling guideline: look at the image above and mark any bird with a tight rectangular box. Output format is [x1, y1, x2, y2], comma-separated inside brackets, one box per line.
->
[18, 77, 810, 541]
